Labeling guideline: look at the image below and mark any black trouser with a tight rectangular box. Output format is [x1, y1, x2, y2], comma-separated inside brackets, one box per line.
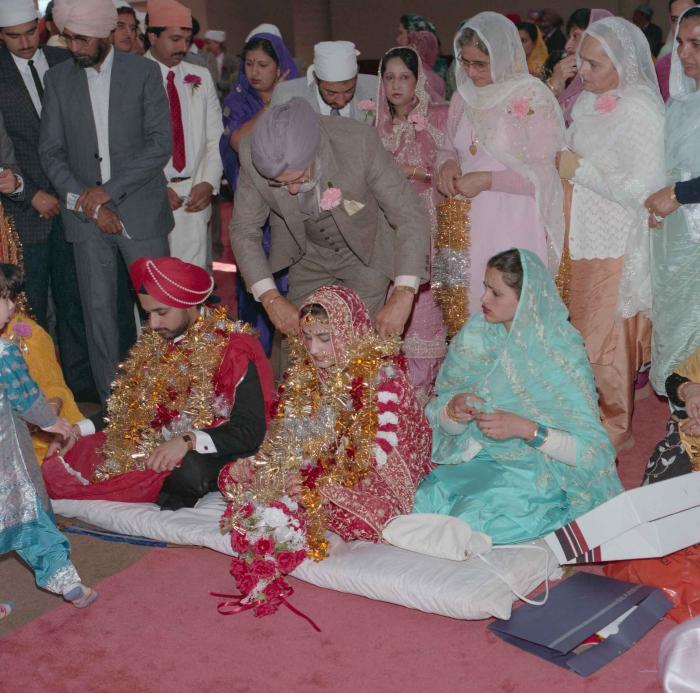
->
[22, 218, 97, 400]
[157, 452, 232, 510]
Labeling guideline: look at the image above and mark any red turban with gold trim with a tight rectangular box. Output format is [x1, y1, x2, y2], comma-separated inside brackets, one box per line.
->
[129, 257, 214, 308]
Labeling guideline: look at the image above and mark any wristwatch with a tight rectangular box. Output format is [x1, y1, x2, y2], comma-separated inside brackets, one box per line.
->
[182, 432, 195, 452]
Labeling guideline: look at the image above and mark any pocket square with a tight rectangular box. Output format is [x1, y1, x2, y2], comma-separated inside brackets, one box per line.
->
[342, 199, 366, 216]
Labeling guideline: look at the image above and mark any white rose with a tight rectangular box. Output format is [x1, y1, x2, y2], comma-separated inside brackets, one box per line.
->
[262, 507, 289, 528]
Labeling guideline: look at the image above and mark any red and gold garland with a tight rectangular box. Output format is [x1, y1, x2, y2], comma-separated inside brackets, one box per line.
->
[93, 307, 253, 481]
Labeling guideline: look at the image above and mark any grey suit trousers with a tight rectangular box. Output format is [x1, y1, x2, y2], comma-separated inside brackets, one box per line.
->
[73, 231, 169, 403]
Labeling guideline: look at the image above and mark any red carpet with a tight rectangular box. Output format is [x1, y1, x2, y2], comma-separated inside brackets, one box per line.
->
[0, 393, 676, 692]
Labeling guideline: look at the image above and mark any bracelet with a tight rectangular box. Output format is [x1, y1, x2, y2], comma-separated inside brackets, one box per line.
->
[409, 166, 420, 181]
[262, 294, 282, 310]
[445, 398, 460, 422]
[526, 423, 549, 448]
[392, 285, 416, 298]
[182, 432, 195, 452]
[424, 171, 433, 185]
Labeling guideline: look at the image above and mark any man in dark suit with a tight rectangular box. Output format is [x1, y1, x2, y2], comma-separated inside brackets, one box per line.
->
[0, 0, 96, 401]
[39, 0, 174, 404]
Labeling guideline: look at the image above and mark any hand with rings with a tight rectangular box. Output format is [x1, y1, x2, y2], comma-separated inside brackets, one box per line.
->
[645, 185, 680, 228]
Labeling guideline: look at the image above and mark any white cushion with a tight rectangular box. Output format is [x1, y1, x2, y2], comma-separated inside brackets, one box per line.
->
[52, 493, 558, 620]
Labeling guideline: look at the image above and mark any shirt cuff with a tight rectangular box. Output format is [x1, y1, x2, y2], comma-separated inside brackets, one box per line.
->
[439, 404, 469, 435]
[394, 275, 420, 291]
[10, 175, 24, 197]
[251, 277, 277, 302]
[539, 428, 577, 466]
[76, 419, 96, 437]
[192, 430, 218, 454]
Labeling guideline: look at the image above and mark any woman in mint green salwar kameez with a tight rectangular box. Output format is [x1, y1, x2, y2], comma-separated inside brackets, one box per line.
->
[413, 249, 622, 544]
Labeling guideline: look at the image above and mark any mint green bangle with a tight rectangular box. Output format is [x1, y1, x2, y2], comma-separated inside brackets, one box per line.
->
[527, 424, 548, 448]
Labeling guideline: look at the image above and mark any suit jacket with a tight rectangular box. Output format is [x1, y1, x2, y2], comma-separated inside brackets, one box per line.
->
[0, 110, 23, 202]
[145, 55, 223, 193]
[0, 45, 69, 244]
[231, 116, 429, 290]
[39, 49, 174, 243]
[271, 74, 379, 124]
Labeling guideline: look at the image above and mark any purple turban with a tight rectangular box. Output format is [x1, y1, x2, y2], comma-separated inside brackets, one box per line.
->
[251, 98, 321, 179]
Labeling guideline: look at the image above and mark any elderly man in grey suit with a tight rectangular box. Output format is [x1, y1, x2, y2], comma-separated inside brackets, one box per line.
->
[39, 0, 173, 404]
[230, 97, 429, 342]
[271, 41, 377, 123]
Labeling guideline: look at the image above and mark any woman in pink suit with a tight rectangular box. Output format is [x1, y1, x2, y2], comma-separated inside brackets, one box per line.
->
[376, 46, 448, 404]
[437, 12, 565, 318]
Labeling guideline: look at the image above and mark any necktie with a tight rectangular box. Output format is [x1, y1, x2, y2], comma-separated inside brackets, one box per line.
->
[331, 108, 341, 116]
[167, 71, 186, 172]
[28, 59, 44, 100]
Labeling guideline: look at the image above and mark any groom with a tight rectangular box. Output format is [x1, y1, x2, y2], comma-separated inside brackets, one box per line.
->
[230, 97, 429, 340]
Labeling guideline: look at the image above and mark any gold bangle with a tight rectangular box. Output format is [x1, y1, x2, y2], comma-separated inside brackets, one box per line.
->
[392, 285, 416, 298]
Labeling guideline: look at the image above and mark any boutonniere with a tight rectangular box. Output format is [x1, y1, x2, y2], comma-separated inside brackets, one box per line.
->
[184, 74, 202, 90]
[320, 182, 343, 211]
[408, 112, 428, 132]
[509, 97, 534, 118]
[595, 94, 618, 114]
[358, 99, 376, 123]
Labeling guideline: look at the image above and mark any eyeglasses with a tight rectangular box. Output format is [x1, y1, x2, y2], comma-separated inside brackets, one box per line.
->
[266, 170, 313, 189]
[457, 56, 491, 72]
[61, 33, 92, 48]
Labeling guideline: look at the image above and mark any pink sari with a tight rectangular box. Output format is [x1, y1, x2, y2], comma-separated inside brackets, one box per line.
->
[376, 46, 448, 404]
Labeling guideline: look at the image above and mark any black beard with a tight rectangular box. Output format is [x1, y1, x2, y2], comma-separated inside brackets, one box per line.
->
[73, 42, 109, 69]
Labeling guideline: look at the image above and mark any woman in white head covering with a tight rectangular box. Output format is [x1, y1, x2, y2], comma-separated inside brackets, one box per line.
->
[559, 16, 665, 449]
[436, 12, 565, 319]
[646, 7, 700, 396]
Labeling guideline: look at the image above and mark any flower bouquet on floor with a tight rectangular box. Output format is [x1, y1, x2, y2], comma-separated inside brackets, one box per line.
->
[216, 465, 317, 625]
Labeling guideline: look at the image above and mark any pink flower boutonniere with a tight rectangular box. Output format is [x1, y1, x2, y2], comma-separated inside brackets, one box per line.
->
[358, 99, 376, 123]
[12, 321, 32, 338]
[509, 97, 534, 119]
[595, 94, 618, 114]
[408, 112, 428, 132]
[320, 183, 343, 211]
[184, 74, 202, 90]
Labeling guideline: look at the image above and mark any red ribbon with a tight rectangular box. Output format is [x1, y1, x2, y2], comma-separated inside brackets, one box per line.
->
[209, 592, 322, 632]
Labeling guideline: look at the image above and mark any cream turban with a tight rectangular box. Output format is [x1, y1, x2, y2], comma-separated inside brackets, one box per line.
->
[0, 0, 38, 28]
[147, 0, 191, 28]
[245, 24, 282, 42]
[251, 98, 321, 179]
[204, 30, 226, 43]
[308, 41, 359, 84]
[53, 0, 118, 39]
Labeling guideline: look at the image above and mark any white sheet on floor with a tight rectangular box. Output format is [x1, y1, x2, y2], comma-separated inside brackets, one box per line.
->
[52, 493, 559, 620]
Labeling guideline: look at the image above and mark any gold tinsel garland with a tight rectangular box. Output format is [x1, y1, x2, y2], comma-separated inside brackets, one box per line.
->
[230, 333, 399, 561]
[94, 307, 253, 481]
[433, 198, 471, 338]
[0, 201, 31, 316]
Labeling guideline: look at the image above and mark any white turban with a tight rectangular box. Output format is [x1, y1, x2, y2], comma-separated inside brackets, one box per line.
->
[245, 23, 282, 42]
[0, 0, 38, 28]
[308, 41, 359, 84]
[112, 0, 133, 9]
[53, 0, 118, 39]
[204, 29, 225, 43]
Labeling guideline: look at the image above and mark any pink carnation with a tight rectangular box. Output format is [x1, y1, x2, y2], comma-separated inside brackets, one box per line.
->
[236, 571, 258, 595]
[229, 558, 248, 580]
[230, 530, 249, 554]
[358, 99, 375, 111]
[408, 113, 427, 132]
[251, 559, 277, 581]
[253, 536, 275, 558]
[510, 97, 532, 119]
[276, 550, 305, 574]
[320, 187, 343, 211]
[184, 74, 202, 89]
[254, 600, 282, 617]
[595, 94, 618, 114]
[12, 322, 32, 338]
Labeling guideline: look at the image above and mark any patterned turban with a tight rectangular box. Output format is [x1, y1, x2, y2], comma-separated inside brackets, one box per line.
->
[129, 257, 214, 308]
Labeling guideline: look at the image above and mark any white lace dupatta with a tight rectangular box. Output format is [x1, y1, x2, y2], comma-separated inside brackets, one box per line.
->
[568, 17, 665, 318]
